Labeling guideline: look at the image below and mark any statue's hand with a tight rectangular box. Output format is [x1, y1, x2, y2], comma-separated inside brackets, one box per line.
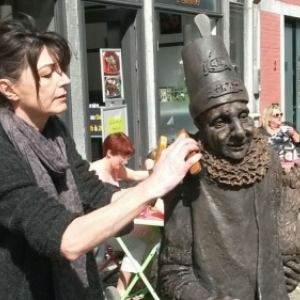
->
[282, 254, 300, 293]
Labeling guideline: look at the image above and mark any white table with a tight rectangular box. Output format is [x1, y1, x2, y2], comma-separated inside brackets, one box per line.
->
[116, 217, 164, 300]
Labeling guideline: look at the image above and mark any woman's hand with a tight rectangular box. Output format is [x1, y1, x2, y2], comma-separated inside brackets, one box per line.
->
[287, 126, 300, 143]
[286, 126, 295, 136]
[145, 134, 201, 198]
[144, 158, 155, 171]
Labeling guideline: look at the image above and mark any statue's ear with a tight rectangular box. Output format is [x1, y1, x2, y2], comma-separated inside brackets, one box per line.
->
[194, 119, 205, 141]
[194, 116, 204, 131]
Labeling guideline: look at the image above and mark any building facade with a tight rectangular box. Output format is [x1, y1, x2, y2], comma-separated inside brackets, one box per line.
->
[55, 0, 229, 167]
[0, 0, 262, 168]
[258, 0, 300, 131]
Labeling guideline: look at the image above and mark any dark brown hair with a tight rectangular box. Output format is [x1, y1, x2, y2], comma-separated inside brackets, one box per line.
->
[0, 14, 71, 106]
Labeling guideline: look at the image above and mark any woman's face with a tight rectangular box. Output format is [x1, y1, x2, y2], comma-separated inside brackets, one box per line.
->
[108, 151, 131, 170]
[11, 47, 71, 122]
[268, 108, 283, 128]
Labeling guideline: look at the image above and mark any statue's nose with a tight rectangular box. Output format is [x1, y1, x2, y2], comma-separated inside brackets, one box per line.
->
[231, 121, 246, 140]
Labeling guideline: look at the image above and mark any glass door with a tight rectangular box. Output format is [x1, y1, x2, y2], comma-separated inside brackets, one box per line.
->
[156, 11, 217, 142]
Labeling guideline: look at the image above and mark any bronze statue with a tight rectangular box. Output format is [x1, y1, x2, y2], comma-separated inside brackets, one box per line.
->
[280, 166, 300, 293]
[157, 14, 300, 300]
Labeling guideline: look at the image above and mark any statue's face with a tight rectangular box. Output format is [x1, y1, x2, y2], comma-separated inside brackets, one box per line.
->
[196, 101, 254, 161]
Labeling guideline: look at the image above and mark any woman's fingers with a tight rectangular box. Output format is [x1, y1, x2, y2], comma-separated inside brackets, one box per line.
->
[145, 158, 155, 171]
[162, 134, 199, 160]
[287, 126, 294, 135]
[148, 135, 200, 197]
[148, 134, 201, 181]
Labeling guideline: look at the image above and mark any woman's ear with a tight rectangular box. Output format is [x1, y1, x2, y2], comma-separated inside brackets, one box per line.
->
[0, 79, 19, 102]
[106, 149, 113, 158]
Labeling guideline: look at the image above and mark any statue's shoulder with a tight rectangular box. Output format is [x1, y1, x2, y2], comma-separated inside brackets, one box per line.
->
[163, 173, 201, 210]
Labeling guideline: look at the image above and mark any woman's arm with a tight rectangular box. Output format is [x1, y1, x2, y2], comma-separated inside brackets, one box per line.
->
[0, 126, 200, 262]
[118, 165, 149, 181]
[61, 133, 201, 260]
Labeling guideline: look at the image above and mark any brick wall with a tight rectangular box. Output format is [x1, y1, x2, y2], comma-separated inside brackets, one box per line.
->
[276, 0, 300, 5]
[260, 11, 281, 112]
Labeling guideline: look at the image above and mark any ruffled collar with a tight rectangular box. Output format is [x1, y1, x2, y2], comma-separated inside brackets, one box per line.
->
[200, 130, 272, 186]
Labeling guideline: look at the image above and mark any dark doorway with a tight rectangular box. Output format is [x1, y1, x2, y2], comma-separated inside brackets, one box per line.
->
[285, 18, 300, 131]
[83, 2, 139, 161]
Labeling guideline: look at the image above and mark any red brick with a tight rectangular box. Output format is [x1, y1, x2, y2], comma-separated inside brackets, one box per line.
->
[277, 0, 300, 5]
[260, 12, 281, 109]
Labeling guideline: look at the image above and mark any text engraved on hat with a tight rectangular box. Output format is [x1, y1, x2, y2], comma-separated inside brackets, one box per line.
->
[203, 51, 232, 76]
[208, 79, 244, 99]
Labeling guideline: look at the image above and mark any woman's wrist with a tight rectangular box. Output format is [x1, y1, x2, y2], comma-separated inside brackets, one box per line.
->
[292, 131, 300, 143]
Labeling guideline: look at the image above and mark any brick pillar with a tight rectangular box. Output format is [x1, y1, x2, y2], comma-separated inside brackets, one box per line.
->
[260, 11, 281, 112]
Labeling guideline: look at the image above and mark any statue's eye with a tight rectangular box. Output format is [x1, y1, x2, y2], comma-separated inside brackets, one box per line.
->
[213, 120, 226, 129]
[240, 112, 249, 120]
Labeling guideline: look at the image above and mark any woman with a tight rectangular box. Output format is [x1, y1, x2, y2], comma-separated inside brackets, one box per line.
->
[90, 133, 162, 297]
[260, 103, 300, 161]
[0, 15, 200, 300]
[90, 132, 149, 186]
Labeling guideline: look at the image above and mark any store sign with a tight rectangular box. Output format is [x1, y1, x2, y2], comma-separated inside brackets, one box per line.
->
[89, 104, 102, 137]
[155, 0, 220, 12]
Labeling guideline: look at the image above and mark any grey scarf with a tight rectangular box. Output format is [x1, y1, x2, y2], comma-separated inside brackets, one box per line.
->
[0, 109, 89, 300]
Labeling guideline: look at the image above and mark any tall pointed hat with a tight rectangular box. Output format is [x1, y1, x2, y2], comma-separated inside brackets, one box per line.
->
[182, 14, 248, 119]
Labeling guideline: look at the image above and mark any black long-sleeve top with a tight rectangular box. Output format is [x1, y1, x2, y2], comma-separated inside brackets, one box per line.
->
[0, 118, 119, 300]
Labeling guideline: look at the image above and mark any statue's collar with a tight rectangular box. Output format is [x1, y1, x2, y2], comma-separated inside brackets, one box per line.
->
[200, 130, 272, 186]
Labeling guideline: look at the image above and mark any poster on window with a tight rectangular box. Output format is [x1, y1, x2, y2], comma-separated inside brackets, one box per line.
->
[101, 105, 128, 141]
[100, 49, 124, 102]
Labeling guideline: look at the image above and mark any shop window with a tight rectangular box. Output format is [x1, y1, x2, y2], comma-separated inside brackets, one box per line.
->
[156, 12, 217, 142]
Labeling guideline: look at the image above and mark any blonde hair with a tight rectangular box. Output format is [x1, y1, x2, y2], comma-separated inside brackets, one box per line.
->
[261, 103, 281, 129]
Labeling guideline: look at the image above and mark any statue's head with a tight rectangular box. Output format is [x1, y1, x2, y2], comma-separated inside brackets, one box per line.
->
[182, 14, 254, 162]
